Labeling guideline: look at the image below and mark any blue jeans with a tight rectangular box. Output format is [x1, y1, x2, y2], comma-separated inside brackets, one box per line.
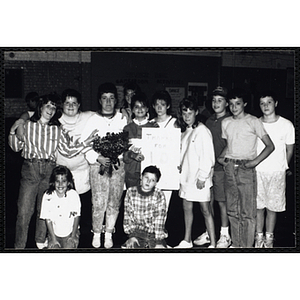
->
[14, 159, 56, 249]
[224, 159, 257, 248]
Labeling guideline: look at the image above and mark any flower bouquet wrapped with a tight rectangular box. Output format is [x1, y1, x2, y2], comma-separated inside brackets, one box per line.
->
[92, 131, 129, 176]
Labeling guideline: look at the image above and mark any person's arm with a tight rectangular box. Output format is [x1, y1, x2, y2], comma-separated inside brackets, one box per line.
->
[45, 219, 60, 248]
[244, 134, 274, 169]
[286, 144, 294, 176]
[195, 127, 215, 189]
[57, 128, 98, 158]
[8, 128, 25, 152]
[286, 144, 294, 165]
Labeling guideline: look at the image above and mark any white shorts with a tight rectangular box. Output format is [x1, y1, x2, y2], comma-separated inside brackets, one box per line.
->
[256, 171, 286, 212]
[179, 183, 211, 202]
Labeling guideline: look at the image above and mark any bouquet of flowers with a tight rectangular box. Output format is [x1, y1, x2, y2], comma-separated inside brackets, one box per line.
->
[92, 131, 129, 176]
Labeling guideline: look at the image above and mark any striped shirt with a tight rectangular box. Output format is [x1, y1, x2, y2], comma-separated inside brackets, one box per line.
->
[8, 121, 85, 160]
[124, 185, 168, 240]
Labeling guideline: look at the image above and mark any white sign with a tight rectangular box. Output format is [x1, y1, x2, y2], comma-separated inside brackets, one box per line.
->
[141, 127, 181, 190]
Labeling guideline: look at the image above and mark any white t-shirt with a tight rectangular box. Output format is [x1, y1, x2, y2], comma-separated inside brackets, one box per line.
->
[40, 189, 81, 237]
[256, 116, 295, 172]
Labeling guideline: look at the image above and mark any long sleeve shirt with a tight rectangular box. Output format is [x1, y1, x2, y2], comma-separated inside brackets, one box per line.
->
[180, 123, 215, 187]
[123, 186, 168, 240]
[8, 120, 86, 160]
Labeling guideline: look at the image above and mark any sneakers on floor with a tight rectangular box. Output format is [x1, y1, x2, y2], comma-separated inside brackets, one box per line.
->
[193, 231, 210, 246]
[255, 233, 265, 248]
[36, 238, 48, 249]
[92, 233, 101, 248]
[216, 235, 232, 248]
[265, 233, 274, 248]
[104, 232, 113, 249]
[174, 240, 193, 249]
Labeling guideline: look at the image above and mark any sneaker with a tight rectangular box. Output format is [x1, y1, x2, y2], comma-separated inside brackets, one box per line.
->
[104, 232, 113, 249]
[216, 235, 232, 248]
[208, 245, 215, 248]
[92, 233, 101, 248]
[193, 231, 210, 246]
[174, 240, 193, 249]
[255, 233, 265, 248]
[36, 238, 48, 249]
[265, 234, 274, 248]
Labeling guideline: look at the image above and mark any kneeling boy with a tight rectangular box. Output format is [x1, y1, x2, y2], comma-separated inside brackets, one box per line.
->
[123, 165, 168, 248]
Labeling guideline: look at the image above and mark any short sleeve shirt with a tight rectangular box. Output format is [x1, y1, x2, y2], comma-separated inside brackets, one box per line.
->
[40, 189, 81, 237]
[256, 116, 295, 172]
[221, 114, 267, 160]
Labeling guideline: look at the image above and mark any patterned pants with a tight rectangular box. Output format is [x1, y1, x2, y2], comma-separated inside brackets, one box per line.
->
[90, 162, 125, 233]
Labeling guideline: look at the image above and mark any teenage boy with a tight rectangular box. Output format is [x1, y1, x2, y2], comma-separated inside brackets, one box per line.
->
[255, 91, 294, 247]
[194, 87, 232, 248]
[122, 165, 168, 248]
[218, 88, 274, 248]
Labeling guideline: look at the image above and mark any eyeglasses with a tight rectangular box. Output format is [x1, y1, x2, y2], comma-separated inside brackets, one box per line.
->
[64, 102, 79, 107]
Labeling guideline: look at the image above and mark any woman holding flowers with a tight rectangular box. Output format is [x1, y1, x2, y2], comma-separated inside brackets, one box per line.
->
[81, 82, 129, 248]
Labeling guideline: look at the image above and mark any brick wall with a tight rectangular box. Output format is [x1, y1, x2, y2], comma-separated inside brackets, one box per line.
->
[4, 59, 92, 118]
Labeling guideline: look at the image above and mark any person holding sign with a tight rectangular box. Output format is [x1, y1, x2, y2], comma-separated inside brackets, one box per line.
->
[123, 93, 157, 188]
[174, 97, 216, 248]
[149, 90, 178, 209]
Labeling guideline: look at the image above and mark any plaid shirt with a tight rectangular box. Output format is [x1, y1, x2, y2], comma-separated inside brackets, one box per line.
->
[124, 185, 168, 240]
[8, 121, 85, 160]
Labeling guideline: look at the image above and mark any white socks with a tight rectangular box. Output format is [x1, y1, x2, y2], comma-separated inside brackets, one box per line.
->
[220, 226, 229, 237]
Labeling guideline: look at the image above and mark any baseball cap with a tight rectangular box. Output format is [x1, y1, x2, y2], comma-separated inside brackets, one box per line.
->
[212, 86, 227, 98]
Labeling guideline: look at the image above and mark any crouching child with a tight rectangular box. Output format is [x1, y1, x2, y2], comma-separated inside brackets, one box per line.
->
[123, 165, 168, 249]
[40, 165, 81, 249]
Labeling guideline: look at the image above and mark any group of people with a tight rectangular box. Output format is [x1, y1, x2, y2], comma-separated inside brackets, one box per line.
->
[8, 81, 295, 249]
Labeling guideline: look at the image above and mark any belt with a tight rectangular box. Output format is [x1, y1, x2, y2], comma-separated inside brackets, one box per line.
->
[26, 158, 55, 163]
[224, 158, 248, 165]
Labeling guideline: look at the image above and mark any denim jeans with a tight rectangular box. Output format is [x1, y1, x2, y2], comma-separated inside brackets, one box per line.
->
[14, 159, 56, 249]
[90, 161, 125, 234]
[224, 160, 257, 248]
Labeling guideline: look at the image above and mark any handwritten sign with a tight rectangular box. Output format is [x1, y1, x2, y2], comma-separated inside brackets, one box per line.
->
[141, 127, 181, 190]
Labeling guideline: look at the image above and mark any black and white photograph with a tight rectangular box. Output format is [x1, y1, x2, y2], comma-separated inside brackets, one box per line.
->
[0, 3, 299, 298]
[2, 49, 297, 252]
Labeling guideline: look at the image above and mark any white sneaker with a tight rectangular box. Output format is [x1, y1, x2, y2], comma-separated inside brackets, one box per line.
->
[216, 235, 232, 248]
[92, 233, 101, 248]
[174, 240, 193, 249]
[36, 238, 48, 249]
[193, 231, 210, 246]
[104, 232, 113, 249]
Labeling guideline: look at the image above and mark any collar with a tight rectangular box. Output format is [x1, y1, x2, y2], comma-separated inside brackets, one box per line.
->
[133, 118, 149, 126]
[137, 185, 155, 197]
